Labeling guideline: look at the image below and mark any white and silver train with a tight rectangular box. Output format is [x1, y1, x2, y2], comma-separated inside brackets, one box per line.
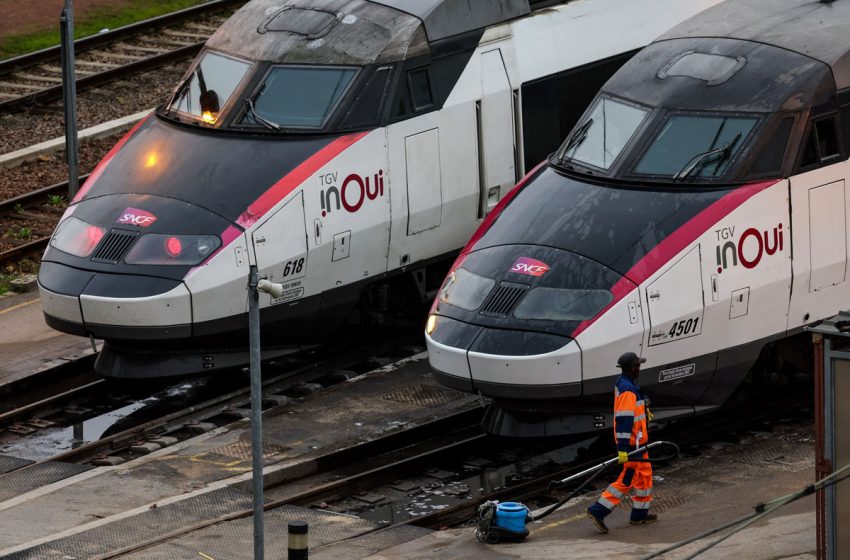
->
[38, 0, 718, 377]
[426, 0, 850, 436]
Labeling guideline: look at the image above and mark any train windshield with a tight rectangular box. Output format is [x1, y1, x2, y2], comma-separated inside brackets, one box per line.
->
[634, 114, 758, 178]
[243, 66, 358, 129]
[560, 97, 648, 170]
[170, 52, 251, 124]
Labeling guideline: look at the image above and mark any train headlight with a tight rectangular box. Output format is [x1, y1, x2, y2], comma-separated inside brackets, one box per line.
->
[50, 217, 105, 258]
[125, 234, 221, 265]
[425, 314, 438, 336]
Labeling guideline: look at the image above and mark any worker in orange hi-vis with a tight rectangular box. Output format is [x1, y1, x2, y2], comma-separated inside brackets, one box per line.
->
[586, 351, 657, 533]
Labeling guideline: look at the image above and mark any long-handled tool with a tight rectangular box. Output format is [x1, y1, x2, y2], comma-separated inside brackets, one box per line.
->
[475, 441, 680, 544]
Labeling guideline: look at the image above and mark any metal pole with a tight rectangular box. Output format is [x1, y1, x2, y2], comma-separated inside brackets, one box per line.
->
[248, 265, 264, 560]
[824, 338, 836, 560]
[60, 0, 80, 200]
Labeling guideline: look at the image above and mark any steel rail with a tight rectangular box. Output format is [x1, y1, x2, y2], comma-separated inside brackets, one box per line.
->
[0, 237, 50, 267]
[91, 407, 486, 560]
[0, 175, 87, 215]
[25, 334, 420, 466]
[93, 391, 813, 560]
[0, 0, 245, 113]
[404, 392, 814, 530]
[0, 353, 99, 425]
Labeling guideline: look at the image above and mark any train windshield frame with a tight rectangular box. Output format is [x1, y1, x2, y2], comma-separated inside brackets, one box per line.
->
[559, 96, 649, 171]
[242, 64, 360, 130]
[168, 50, 252, 125]
[632, 112, 760, 180]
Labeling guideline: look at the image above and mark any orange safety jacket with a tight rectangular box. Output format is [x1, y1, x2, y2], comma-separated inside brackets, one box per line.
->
[613, 374, 649, 452]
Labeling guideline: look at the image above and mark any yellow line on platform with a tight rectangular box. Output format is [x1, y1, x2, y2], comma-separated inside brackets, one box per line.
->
[535, 512, 587, 532]
[0, 298, 38, 316]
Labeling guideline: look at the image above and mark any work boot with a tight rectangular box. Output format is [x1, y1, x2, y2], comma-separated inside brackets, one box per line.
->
[630, 513, 658, 525]
[586, 509, 609, 534]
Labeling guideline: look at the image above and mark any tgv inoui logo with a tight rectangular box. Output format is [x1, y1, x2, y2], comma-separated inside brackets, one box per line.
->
[319, 170, 385, 217]
[510, 257, 549, 277]
[118, 207, 157, 227]
[715, 223, 783, 273]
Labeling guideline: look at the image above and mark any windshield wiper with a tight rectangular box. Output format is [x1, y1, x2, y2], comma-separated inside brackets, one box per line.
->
[673, 132, 742, 182]
[167, 71, 196, 116]
[244, 98, 281, 131]
[561, 118, 594, 157]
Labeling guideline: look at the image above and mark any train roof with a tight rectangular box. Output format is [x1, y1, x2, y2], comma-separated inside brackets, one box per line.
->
[206, 0, 534, 65]
[369, 0, 529, 41]
[206, 0, 428, 65]
[659, 0, 850, 89]
[600, 0, 850, 114]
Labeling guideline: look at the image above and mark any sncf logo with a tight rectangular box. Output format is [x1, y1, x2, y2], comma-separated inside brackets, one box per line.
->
[118, 207, 157, 227]
[510, 257, 549, 277]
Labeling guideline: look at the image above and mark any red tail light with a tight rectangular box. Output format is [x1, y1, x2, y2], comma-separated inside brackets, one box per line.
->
[165, 236, 182, 256]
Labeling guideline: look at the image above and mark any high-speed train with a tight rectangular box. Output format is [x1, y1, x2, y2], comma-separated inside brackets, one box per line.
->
[426, 0, 850, 437]
[38, 0, 719, 378]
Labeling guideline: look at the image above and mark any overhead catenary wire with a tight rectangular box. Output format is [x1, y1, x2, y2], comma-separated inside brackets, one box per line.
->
[638, 460, 850, 560]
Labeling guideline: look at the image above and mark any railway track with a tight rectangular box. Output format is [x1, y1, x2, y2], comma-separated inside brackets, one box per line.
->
[69, 387, 812, 559]
[0, 329, 422, 465]
[0, 344, 813, 559]
[0, 0, 244, 114]
[0, 175, 87, 267]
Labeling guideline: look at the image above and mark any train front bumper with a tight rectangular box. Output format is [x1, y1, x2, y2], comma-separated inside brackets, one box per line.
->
[425, 315, 582, 400]
[38, 262, 192, 340]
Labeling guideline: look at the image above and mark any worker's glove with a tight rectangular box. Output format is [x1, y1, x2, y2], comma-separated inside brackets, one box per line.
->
[647, 409, 654, 422]
[618, 451, 629, 464]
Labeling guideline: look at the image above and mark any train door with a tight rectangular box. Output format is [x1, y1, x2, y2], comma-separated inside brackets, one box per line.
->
[789, 170, 850, 327]
[644, 246, 715, 404]
[478, 48, 516, 217]
[251, 193, 318, 334]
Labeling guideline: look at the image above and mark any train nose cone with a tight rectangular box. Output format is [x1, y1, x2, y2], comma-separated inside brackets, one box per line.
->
[427, 244, 629, 400]
[38, 193, 232, 339]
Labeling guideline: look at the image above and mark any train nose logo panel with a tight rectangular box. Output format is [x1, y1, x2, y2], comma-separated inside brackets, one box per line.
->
[118, 207, 158, 227]
[510, 257, 549, 277]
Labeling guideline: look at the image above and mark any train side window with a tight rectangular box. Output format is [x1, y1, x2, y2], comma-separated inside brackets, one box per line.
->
[817, 118, 840, 159]
[340, 66, 393, 129]
[748, 117, 793, 177]
[801, 116, 841, 169]
[408, 68, 434, 111]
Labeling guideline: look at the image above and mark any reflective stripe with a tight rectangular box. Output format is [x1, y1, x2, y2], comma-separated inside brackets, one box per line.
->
[632, 500, 651, 509]
[615, 410, 635, 417]
[616, 432, 632, 439]
[634, 414, 646, 422]
[605, 485, 625, 499]
[598, 497, 616, 510]
[636, 400, 644, 406]
[634, 488, 653, 497]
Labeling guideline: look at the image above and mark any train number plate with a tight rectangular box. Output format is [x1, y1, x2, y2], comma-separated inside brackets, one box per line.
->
[648, 314, 702, 346]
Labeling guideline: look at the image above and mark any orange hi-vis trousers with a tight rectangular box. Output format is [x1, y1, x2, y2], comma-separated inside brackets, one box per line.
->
[588, 453, 653, 521]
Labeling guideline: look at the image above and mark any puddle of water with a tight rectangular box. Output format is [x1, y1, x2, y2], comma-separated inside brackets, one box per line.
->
[0, 402, 148, 461]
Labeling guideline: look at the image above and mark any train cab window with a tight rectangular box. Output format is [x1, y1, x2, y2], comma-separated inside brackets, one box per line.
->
[340, 65, 393, 129]
[170, 51, 251, 124]
[559, 97, 648, 170]
[634, 114, 757, 179]
[748, 117, 794, 177]
[244, 66, 357, 129]
[408, 68, 434, 110]
[800, 116, 842, 168]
